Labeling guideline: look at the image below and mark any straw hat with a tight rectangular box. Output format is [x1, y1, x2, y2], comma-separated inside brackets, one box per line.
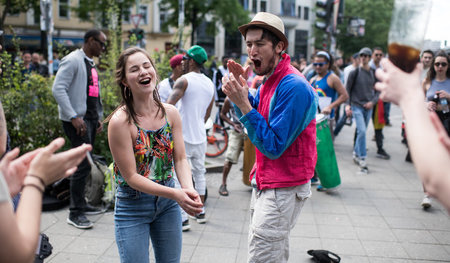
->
[238, 12, 288, 50]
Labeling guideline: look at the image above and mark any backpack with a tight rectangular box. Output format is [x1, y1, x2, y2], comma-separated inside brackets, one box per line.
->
[84, 155, 107, 205]
[102, 163, 117, 209]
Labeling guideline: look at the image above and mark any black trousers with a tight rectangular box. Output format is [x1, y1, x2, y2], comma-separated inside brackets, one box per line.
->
[375, 129, 383, 151]
[62, 118, 98, 215]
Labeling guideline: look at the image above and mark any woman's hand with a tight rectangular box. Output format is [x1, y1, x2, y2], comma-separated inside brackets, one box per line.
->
[27, 138, 92, 185]
[321, 106, 332, 115]
[174, 188, 203, 216]
[427, 101, 437, 112]
[0, 148, 39, 196]
[436, 90, 450, 100]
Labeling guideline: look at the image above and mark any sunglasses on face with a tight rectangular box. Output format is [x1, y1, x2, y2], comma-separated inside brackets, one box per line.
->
[94, 38, 106, 49]
[360, 54, 369, 58]
[375, 54, 383, 57]
[313, 62, 327, 67]
[182, 56, 191, 61]
[435, 62, 448, 67]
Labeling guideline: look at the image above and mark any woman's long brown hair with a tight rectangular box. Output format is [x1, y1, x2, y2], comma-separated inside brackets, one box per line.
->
[105, 47, 165, 124]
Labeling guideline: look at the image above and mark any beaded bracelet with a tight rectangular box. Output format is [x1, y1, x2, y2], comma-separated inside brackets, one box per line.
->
[27, 174, 46, 187]
[23, 183, 44, 194]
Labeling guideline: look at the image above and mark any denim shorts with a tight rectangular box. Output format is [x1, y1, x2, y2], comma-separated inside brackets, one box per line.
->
[114, 179, 182, 263]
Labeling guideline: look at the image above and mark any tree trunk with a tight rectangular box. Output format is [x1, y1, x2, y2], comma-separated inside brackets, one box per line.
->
[190, 7, 197, 46]
[0, 0, 11, 47]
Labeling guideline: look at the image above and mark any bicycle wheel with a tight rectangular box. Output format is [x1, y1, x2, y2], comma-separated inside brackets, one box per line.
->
[206, 124, 228, 157]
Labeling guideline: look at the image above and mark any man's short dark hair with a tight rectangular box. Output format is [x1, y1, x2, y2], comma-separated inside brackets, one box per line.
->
[245, 25, 281, 50]
[84, 29, 102, 43]
[373, 47, 383, 53]
[422, 49, 434, 58]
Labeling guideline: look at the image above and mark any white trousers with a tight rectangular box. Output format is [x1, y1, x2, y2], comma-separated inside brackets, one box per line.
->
[248, 182, 311, 263]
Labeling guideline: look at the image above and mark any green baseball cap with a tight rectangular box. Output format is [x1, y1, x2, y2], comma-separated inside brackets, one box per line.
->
[185, 45, 208, 65]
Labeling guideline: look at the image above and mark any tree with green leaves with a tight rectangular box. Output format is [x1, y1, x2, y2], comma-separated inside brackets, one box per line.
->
[73, 0, 136, 30]
[159, 0, 249, 46]
[314, 0, 394, 59]
[0, 0, 39, 46]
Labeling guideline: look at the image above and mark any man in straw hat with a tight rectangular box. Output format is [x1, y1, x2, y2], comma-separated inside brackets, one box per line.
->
[222, 12, 318, 262]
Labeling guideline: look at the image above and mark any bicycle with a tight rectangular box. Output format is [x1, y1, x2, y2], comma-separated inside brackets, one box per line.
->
[205, 118, 229, 157]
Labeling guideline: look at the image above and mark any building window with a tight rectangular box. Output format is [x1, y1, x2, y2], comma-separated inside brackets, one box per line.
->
[252, 0, 257, 13]
[139, 5, 148, 25]
[295, 30, 308, 61]
[59, 0, 70, 19]
[304, 6, 309, 20]
[261, 0, 267, 12]
[240, 0, 249, 10]
[8, 9, 20, 17]
[297, 6, 301, 18]
[122, 8, 131, 24]
[281, 0, 295, 17]
[159, 5, 170, 33]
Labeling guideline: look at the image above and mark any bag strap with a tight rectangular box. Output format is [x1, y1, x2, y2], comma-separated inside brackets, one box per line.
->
[348, 67, 359, 105]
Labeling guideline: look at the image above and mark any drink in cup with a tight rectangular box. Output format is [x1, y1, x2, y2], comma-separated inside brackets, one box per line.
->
[388, 0, 432, 73]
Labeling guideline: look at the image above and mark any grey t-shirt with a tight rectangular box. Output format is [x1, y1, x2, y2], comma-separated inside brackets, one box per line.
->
[346, 67, 379, 108]
[426, 79, 450, 102]
[0, 172, 11, 203]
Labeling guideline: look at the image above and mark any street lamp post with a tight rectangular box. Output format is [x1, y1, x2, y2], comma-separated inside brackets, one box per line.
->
[40, 0, 53, 76]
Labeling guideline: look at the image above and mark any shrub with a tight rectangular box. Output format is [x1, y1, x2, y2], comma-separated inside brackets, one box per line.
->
[0, 49, 68, 153]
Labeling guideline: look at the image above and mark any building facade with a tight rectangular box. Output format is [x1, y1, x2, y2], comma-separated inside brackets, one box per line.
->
[0, 0, 181, 54]
[1, 0, 313, 62]
[211, 0, 314, 63]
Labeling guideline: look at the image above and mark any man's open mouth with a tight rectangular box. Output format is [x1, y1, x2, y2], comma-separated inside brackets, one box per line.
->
[252, 59, 261, 68]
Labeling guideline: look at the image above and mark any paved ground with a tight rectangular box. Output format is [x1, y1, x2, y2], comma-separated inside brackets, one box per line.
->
[41, 105, 450, 263]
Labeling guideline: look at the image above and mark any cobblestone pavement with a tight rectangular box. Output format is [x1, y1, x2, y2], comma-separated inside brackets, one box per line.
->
[41, 105, 450, 262]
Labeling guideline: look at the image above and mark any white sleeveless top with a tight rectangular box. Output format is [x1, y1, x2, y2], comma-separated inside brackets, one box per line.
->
[178, 72, 215, 144]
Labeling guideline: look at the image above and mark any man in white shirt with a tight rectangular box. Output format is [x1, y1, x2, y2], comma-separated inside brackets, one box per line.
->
[158, 54, 183, 106]
[167, 45, 214, 227]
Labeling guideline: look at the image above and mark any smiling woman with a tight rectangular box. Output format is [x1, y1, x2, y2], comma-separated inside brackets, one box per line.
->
[105, 47, 203, 262]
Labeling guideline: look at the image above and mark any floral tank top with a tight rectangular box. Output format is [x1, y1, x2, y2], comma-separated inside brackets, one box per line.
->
[114, 116, 174, 186]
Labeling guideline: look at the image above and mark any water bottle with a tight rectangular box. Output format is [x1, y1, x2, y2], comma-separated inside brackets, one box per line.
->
[440, 97, 449, 114]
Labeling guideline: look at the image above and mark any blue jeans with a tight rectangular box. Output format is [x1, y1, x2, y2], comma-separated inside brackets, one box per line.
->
[114, 179, 182, 263]
[352, 105, 373, 159]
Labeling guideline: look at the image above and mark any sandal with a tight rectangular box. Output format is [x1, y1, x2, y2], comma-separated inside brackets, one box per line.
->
[307, 249, 341, 263]
[218, 184, 229, 196]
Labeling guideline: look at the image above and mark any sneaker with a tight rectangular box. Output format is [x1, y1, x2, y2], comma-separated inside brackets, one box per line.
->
[316, 185, 327, 192]
[353, 156, 360, 165]
[83, 204, 104, 215]
[310, 177, 319, 185]
[421, 195, 432, 209]
[195, 213, 207, 224]
[358, 159, 368, 170]
[67, 214, 93, 229]
[359, 167, 369, 174]
[182, 219, 191, 232]
[376, 149, 391, 160]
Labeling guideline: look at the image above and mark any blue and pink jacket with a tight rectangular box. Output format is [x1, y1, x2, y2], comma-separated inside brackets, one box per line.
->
[236, 53, 318, 190]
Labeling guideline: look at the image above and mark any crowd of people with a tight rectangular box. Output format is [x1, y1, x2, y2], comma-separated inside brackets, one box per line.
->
[2, 10, 450, 263]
